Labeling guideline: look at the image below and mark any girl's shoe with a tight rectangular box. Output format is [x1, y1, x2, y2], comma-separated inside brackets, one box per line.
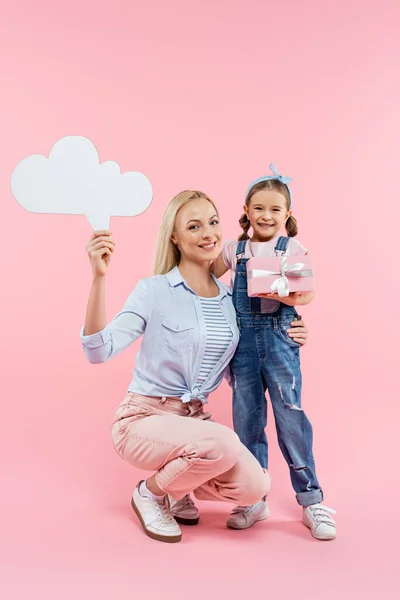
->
[226, 498, 270, 530]
[302, 504, 336, 540]
[131, 481, 182, 543]
[169, 493, 200, 525]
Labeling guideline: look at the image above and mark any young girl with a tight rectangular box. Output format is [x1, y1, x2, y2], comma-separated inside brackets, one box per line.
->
[211, 164, 336, 540]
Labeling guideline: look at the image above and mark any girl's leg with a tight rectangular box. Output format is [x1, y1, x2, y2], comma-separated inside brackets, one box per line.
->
[224, 326, 272, 530]
[230, 326, 269, 469]
[262, 326, 323, 507]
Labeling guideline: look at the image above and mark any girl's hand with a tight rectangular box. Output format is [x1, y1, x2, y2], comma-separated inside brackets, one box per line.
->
[287, 318, 308, 345]
[259, 291, 315, 306]
[259, 292, 301, 306]
[86, 230, 115, 278]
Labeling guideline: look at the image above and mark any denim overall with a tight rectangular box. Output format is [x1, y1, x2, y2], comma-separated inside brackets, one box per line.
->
[230, 237, 323, 506]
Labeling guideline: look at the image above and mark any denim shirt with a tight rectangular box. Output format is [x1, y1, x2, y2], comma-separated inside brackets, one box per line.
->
[81, 267, 239, 403]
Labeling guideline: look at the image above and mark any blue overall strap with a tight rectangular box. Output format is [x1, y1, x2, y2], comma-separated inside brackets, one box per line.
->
[236, 240, 247, 255]
[235, 239, 247, 264]
[236, 240, 247, 265]
[274, 236, 290, 254]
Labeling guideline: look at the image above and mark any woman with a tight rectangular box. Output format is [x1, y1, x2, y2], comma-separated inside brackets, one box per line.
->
[81, 190, 308, 543]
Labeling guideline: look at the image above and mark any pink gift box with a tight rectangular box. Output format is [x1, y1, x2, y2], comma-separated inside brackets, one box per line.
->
[246, 255, 314, 298]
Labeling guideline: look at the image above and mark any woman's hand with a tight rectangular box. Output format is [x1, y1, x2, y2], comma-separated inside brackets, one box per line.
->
[86, 230, 115, 278]
[287, 318, 308, 346]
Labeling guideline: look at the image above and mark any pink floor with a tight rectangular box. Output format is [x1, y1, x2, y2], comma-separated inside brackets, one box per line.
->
[1, 429, 397, 600]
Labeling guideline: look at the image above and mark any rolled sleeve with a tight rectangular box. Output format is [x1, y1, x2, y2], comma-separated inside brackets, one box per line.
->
[80, 278, 152, 364]
[80, 326, 112, 363]
[81, 327, 111, 348]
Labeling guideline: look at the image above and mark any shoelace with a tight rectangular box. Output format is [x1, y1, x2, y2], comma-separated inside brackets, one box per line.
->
[174, 494, 196, 510]
[155, 496, 178, 525]
[231, 504, 255, 515]
[231, 497, 267, 515]
[308, 504, 336, 525]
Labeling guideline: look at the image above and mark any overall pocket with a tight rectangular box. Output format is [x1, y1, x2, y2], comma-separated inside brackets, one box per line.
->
[235, 272, 253, 314]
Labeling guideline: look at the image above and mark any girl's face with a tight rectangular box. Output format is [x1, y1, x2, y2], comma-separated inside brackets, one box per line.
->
[171, 198, 222, 265]
[246, 189, 291, 242]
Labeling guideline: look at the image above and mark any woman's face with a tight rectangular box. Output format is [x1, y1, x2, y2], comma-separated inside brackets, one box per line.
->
[172, 198, 222, 264]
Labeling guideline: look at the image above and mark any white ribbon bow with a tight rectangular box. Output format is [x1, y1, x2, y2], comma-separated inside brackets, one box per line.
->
[249, 256, 313, 297]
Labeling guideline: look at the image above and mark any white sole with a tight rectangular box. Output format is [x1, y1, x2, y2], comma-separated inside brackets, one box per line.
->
[227, 509, 271, 530]
[131, 496, 182, 543]
[302, 519, 336, 541]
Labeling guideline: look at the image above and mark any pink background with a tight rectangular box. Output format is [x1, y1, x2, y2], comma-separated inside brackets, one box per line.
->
[1, 1, 398, 598]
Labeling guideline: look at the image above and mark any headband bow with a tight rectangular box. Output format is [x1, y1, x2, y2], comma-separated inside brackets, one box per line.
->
[246, 163, 293, 207]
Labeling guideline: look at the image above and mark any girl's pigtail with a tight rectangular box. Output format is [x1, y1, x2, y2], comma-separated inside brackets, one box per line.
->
[285, 215, 298, 237]
[238, 213, 251, 241]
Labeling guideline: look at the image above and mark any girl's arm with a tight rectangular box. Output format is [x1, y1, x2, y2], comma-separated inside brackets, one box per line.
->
[210, 252, 229, 279]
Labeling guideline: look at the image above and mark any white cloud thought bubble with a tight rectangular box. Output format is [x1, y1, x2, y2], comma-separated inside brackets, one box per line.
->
[10, 136, 153, 230]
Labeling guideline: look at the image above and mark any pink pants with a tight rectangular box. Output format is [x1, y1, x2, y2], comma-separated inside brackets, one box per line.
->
[111, 393, 271, 504]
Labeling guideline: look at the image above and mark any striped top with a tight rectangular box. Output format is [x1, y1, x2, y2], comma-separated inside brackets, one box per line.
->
[196, 296, 233, 386]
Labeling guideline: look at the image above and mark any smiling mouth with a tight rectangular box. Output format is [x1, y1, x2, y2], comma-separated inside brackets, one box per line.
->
[257, 223, 274, 228]
[198, 241, 217, 250]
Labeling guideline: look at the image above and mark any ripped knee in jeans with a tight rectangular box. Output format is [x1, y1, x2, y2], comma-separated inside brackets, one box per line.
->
[276, 378, 303, 411]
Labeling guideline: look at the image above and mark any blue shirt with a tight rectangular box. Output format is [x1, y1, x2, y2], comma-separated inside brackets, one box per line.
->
[81, 267, 239, 403]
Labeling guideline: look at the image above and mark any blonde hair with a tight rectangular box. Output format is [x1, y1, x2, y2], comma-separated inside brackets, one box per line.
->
[239, 179, 298, 240]
[153, 190, 218, 275]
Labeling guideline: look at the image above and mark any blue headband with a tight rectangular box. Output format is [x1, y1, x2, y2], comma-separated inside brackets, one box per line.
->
[246, 163, 293, 207]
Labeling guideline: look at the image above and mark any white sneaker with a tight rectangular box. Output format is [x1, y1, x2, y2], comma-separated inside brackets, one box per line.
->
[226, 498, 270, 530]
[131, 481, 182, 543]
[302, 504, 336, 540]
[169, 494, 200, 525]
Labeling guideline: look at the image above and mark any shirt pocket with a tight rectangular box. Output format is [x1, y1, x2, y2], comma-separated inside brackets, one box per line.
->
[161, 316, 196, 353]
